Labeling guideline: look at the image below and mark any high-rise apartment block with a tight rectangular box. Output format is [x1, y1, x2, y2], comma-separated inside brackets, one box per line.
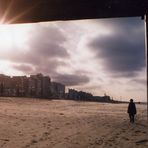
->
[0, 73, 65, 99]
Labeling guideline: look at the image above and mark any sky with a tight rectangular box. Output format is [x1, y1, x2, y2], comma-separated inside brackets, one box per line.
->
[0, 17, 147, 102]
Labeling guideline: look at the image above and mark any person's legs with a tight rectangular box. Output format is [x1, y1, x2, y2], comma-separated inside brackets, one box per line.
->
[130, 114, 135, 123]
[132, 114, 135, 123]
[129, 114, 132, 122]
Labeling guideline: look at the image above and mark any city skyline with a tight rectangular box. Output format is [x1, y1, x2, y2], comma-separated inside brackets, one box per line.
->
[0, 73, 65, 99]
[0, 17, 146, 101]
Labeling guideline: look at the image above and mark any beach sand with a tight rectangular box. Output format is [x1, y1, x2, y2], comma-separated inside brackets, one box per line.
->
[0, 97, 147, 148]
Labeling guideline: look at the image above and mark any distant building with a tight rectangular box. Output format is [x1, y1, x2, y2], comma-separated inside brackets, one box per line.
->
[0, 74, 29, 97]
[0, 74, 11, 96]
[93, 95, 111, 102]
[11, 76, 28, 97]
[0, 73, 112, 102]
[0, 73, 52, 98]
[67, 88, 112, 102]
[50, 82, 65, 98]
[42, 76, 51, 98]
[67, 89, 93, 101]
[67, 89, 79, 100]
[28, 75, 37, 97]
[28, 73, 51, 98]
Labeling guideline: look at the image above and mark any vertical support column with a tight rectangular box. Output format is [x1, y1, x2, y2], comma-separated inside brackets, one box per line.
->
[144, 14, 148, 123]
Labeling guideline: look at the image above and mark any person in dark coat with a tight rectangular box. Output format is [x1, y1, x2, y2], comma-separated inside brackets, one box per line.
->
[127, 99, 137, 123]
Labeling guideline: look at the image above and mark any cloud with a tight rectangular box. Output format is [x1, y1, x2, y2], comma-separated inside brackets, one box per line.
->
[89, 17, 145, 77]
[33, 59, 67, 77]
[129, 78, 147, 86]
[12, 64, 34, 73]
[53, 74, 90, 86]
[0, 24, 70, 76]
[11, 59, 67, 76]
[27, 24, 69, 59]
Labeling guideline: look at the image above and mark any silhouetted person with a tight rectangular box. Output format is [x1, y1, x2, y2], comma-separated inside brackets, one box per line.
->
[127, 99, 137, 123]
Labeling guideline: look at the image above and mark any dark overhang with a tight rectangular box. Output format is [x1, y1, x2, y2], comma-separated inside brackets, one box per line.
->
[0, 0, 148, 24]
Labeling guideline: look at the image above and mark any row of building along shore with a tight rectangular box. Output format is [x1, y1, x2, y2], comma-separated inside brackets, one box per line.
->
[0, 73, 65, 98]
[0, 73, 112, 102]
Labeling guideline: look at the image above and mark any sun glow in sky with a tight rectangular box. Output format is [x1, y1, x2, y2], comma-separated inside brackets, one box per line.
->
[0, 24, 29, 49]
[0, 17, 147, 102]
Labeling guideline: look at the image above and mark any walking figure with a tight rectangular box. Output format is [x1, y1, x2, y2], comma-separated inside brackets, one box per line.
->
[127, 99, 137, 123]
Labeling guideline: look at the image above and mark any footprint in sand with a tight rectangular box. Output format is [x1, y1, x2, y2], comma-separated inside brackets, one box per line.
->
[55, 127, 60, 130]
[89, 142, 94, 146]
[21, 119, 26, 122]
[75, 142, 80, 145]
[43, 132, 50, 136]
[122, 137, 129, 141]
[65, 122, 70, 125]
[24, 139, 38, 148]
[142, 131, 147, 134]
[135, 130, 141, 133]
[31, 139, 38, 144]
[64, 137, 69, 140]
[88, 139, 91, 142]
[136, 139, 148, 146]
[43, 123, 46, 127]
[114, 136, 118, 139]
[47, 123, 51, 126]
[0, 139, 9, 142]
[47, 126, 50, 129]
[108, 139, 115, 142]
[24, 144, 30, 148]
[39, 132, 50, 142]
[39, 137, 44, 141]
[95, 139, 103, 145]
[1, 142, 7, 148]
[19, 133, 24, 136]
[121, 129, 126, 133]
[116, 133, 120, 136]
[32, 134, 37, 138]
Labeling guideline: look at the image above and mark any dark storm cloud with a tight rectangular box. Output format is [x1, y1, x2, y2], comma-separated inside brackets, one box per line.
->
[33, 59, 67, 76]
[53, 74, 90, 86]
[89, 17, 145, 77]
[27, 24, 69, 58]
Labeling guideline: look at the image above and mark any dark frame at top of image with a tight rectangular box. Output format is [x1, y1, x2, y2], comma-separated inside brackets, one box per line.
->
[0, 0, 147, 23]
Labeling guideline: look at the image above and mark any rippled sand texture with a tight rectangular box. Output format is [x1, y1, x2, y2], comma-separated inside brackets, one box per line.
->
[0, 97, 147, 148]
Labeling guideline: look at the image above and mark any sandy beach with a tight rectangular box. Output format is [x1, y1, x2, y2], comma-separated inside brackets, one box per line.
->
[0, 97, 147, 148]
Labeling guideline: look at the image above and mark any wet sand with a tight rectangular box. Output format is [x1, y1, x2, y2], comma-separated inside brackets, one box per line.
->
[0, 97, 147, 148]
